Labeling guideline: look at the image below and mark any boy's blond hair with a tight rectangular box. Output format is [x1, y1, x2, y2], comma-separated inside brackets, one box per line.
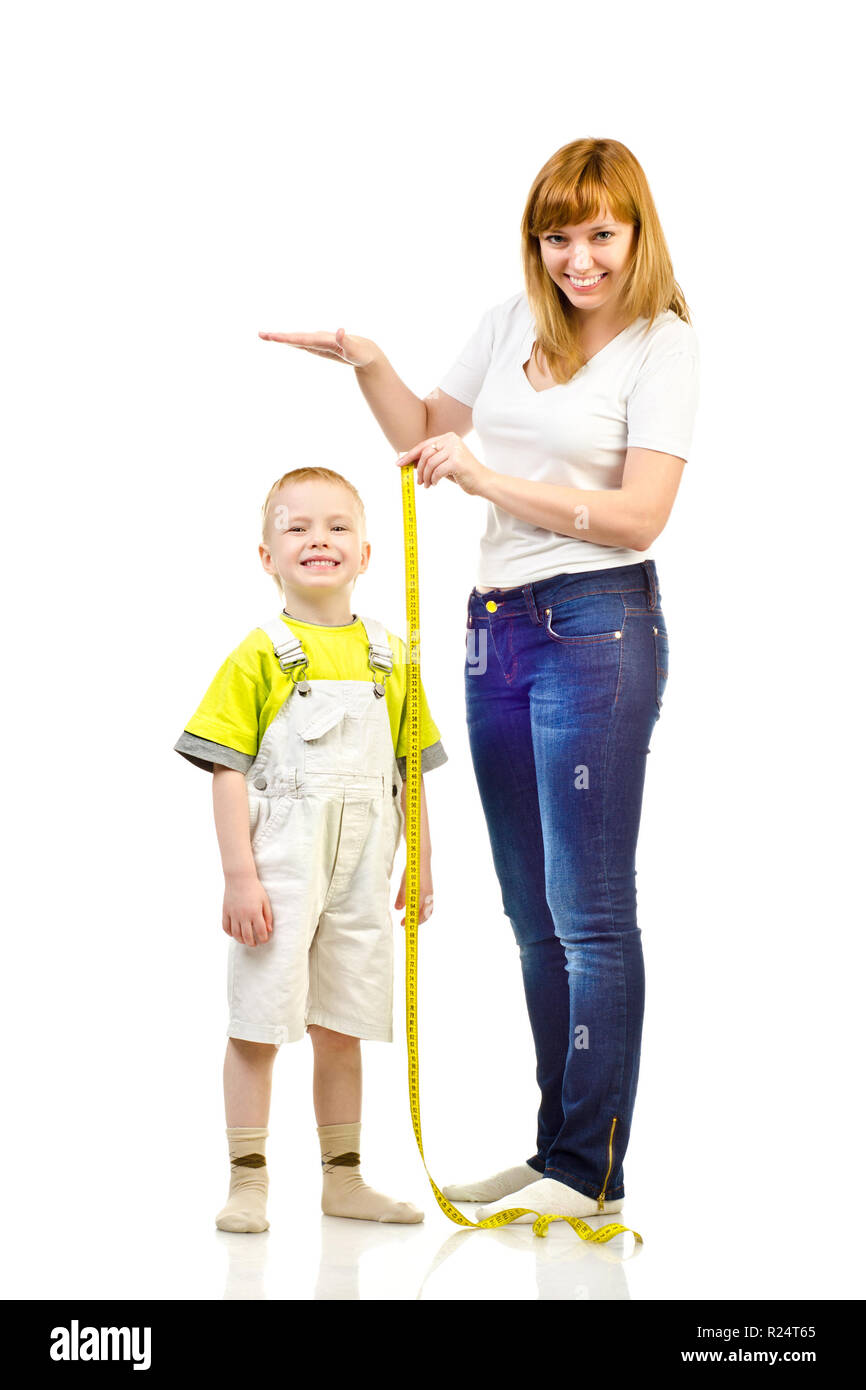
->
[261, 467, 368, 599]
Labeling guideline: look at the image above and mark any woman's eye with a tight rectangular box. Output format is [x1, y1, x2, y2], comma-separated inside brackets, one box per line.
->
[545, 231, 613, 243]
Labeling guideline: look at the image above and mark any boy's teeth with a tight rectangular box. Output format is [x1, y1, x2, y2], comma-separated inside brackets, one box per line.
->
[303, 559, 338, 566]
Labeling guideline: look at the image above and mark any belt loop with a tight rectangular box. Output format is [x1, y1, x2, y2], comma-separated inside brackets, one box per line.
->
[523, 582, 539, 625]
[643, 560, 658, 612]
[466, 591, 474, 628]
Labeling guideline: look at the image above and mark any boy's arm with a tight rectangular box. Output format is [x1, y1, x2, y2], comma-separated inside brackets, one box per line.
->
[400, 773, 432, 867]
[212, 766, 272, 946]
[212, 765, 257, 879]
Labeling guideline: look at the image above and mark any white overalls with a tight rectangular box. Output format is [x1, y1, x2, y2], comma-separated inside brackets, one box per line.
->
[227, 615, 405, 1047]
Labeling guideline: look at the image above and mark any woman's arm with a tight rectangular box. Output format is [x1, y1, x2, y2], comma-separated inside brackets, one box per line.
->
[354, 355, 473, 455]
[474, 445, 687, 552]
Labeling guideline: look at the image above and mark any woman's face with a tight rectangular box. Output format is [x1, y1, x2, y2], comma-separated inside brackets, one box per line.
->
[538, 205, 635, 314]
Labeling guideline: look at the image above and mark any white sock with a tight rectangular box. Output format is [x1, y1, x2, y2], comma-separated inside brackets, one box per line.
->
[441, 1161, 543, 1203]
[476, 1176, 623, 1224]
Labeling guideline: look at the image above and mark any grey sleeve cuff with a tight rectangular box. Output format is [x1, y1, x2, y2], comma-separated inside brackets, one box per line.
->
[395, 739, 448, 783]
[174, 731, 256, 775]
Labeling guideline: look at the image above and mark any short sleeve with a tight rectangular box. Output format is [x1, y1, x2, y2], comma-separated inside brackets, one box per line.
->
[626, 344, 700, 461]
[394, 672, 447, 781]
[174, 655, 263, 774]
[437, 305, 497, 409]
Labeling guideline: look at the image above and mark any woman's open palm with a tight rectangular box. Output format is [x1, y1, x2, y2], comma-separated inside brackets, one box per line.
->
[258, 326, 377, 368]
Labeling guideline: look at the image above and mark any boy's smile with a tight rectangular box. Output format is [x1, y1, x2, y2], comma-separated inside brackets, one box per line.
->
[260, 478, 370, 626]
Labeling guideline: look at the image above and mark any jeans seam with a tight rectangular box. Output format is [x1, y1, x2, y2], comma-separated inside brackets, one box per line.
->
[543, 1165, 625, 1200]
[602, 698, 628, 1120]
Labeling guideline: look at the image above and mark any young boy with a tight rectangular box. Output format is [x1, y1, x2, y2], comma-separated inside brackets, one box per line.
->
[174, 466, 446, 1232]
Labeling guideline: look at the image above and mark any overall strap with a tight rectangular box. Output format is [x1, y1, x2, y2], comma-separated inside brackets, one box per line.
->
[258, 617, 309, 676]
[355, 615, 394, 677]
[355, 615, 393, 673]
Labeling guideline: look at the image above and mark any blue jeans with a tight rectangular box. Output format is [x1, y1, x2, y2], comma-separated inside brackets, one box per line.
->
[464, 560, 668, 1203]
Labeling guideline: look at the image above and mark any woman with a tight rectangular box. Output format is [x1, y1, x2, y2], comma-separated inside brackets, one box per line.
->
[260, 137, 700, 1222]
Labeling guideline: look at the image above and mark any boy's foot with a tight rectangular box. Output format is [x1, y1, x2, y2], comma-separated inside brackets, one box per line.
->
[321, 1172, 424, 1224]
[441, 1161, 543, 1203]
[216, 1126, 270, 1233]
[475, 1177, 624, 1225]
[318, 1121, 424, 1224]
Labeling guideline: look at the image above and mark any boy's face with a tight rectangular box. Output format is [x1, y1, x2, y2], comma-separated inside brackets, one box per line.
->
[260, 479, 370, 602]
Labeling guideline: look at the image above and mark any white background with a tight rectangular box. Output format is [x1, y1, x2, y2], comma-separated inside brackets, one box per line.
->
[2, 0, 863, 1302]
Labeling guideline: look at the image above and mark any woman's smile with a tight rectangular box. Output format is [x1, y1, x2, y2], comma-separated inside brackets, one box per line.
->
[565, 271, 608, 292]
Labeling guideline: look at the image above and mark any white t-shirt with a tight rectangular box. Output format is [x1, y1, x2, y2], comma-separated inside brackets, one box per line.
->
[438, 289, 700, 587]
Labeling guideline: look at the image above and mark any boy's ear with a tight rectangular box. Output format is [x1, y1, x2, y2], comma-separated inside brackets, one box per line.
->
[358, 540, 372, 573]
[259, 542, 274, 572]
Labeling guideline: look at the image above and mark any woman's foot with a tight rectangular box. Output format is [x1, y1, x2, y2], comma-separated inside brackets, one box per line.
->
[441, 1161, 543, 1203]
[475, 1176, 623, 1224]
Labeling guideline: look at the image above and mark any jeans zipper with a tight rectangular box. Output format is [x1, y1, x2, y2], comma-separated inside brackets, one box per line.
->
[598, 1116, 617, 1211]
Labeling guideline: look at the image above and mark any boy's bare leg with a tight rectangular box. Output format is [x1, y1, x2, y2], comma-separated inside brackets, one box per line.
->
[308, 1024, 361, 1124]
[308, 1024, 423, 1223]
[224, 1038, 278, 1127]
[216, 1038, 278, 1233]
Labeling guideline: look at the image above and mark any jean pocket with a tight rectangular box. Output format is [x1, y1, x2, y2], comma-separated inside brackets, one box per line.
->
[652, 623, 669, 712]
[541, 593, 625, 645]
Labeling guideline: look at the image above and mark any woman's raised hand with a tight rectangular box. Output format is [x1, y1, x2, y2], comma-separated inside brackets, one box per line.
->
[258, 326, 379, 369]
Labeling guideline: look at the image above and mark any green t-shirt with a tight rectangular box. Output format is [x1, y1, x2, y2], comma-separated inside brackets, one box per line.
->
[174, 612, 447, 782]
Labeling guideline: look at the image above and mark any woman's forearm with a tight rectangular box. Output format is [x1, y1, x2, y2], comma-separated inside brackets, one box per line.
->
[354, 353, 428, 454]
[478, 469, 648, 551]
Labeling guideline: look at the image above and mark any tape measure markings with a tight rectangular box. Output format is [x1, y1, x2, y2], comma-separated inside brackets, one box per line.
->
[399, 462, 642, 1247]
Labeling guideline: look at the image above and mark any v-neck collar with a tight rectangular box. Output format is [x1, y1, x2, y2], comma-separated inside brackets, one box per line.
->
[519, 311, 642, 394]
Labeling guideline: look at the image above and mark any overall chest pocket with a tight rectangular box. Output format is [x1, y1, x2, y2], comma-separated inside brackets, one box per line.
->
[297, 702, 354, 771]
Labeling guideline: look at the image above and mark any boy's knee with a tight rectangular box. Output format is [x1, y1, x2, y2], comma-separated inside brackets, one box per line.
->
[307, 1024, 360, 1051]
[228, 1037, 279, 1057]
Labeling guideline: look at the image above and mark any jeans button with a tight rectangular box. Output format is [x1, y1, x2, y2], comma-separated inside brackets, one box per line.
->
[254, 777, 267, 790]
[485, 600, 498, 612]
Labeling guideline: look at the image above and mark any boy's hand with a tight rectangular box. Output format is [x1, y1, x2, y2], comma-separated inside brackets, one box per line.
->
[222, 871, 273, 947]
[394, 864, 434, 927]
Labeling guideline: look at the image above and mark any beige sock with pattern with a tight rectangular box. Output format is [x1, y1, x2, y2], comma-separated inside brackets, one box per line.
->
[317, 1122, 424, 1224]
[215, 1126, 270, 1233]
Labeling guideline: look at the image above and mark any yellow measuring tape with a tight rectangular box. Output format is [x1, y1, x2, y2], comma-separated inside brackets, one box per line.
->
[399, 462, 643, 1246]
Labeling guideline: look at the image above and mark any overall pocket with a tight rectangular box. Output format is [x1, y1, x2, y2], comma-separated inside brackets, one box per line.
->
[297, 701, 349, 772]
[248, 793, 294, 852]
